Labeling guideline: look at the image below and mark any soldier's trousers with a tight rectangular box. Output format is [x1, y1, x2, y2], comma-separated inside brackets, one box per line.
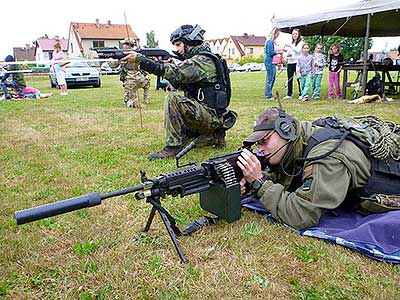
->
[123, 77, 150, 104]
[164, 93, 223, 147]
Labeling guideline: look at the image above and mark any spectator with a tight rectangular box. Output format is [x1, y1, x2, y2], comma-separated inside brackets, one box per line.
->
[23, 87, 52, 99]
[296, 43, 314, 101]
[328, 44, 344, 99]
[51, 43, 68, 96]
[312, 43, 326, 100]
[282, 29, 304, 100]
[0, 55, 26, 99]
[264, 27, 283, 100]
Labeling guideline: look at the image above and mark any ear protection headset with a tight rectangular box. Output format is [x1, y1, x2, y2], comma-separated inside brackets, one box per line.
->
[253, 109, 297, 142]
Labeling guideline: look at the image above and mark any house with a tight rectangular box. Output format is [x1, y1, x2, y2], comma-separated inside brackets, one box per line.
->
[34, 38, 68, 64]
[221, 34, 266, 63]
[205, 38, 228, 55]
[13, 44, 35, 61]
[68, 19, 139, 57]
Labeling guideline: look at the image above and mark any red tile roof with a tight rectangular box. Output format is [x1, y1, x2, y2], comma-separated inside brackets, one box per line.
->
[70, 22, 138, 40]
[36, 38, 68, 51]
[231, 35, 266, 47]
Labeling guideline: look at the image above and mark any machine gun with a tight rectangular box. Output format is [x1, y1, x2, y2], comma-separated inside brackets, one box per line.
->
[15, 142, 268, 263]
[94, 47, 175, 61]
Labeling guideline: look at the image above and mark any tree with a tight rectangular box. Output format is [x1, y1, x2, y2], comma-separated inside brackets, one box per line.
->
[303, 36, 373, 61]
[145, 30, 158, 48]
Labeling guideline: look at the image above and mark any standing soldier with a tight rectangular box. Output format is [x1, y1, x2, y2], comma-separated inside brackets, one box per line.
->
[119, 38, 150, 108]
[122, 25, 237, 160]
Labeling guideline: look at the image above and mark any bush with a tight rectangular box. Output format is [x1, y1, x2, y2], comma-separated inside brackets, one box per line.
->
[236, 55, 264, 65]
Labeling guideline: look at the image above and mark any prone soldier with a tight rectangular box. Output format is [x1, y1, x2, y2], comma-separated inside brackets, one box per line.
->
[237, 108, 400, 229]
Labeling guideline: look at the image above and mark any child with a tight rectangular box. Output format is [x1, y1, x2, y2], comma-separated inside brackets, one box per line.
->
[51, 42, 68, 96]
[23, 87, 52, 99]
[296, 43, 314, 101]
[312, 43, 326, 100]
[328, 44, 344, 99]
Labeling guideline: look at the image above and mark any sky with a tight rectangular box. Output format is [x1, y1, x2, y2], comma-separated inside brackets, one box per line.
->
[2, 0, 399, 60]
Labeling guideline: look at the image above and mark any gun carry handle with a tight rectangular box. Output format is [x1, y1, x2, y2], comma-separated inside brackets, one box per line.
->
[15, 192, 102, 225]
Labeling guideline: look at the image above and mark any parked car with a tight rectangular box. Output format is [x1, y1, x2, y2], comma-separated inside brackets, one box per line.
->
[100, 62, 120, 75]
[50, 58, 101, 88]
[228, 63, 241, 72]
[236, 63, 263, 72]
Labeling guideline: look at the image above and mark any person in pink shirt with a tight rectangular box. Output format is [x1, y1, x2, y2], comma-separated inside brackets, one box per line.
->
[51, 43, 68, 96]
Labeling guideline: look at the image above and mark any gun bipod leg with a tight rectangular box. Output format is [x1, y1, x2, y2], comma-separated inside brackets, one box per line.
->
[144, 206, 157, 232]
[145, 196, 188, 264]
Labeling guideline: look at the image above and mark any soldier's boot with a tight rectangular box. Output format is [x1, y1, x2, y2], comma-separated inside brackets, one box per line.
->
[148, 146, 181, 161]
[213, 128, 226, 149]
[144, 97, 149, 104]
[126, 100, 136, 108]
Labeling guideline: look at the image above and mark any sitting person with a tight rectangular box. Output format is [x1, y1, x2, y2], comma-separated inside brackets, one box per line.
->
[237, 108, 400, 229]
[0, 55, 26, 99]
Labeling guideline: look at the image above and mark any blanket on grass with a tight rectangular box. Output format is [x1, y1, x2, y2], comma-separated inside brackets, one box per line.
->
[241, 196, 400, 264]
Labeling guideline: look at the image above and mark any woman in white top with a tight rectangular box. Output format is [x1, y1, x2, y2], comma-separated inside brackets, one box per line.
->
[283, 29, 304, 100]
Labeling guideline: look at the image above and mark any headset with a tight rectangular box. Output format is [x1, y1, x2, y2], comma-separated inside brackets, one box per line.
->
[253, 109, 297, 142]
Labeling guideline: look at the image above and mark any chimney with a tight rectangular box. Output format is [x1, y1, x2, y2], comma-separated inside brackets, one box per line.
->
[243, 33, 248, 37]
[95, 19, 100, 28]
[107, 20, 111, 25]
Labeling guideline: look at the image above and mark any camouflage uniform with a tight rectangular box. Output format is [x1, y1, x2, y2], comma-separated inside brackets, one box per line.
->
[137, 45, 225, 148]
[120, 61, 150, 107]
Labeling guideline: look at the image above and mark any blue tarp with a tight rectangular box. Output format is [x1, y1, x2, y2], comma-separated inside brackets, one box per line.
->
[241, 196, 400, 264]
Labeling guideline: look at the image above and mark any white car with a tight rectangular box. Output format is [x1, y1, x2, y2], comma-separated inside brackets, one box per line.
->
[228, 63, 241, 72]
[236, 63, 263, 72]
[50, 58, 101, 88]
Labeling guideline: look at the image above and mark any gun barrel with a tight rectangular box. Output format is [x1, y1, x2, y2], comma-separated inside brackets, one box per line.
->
[15, 192, 102, 225]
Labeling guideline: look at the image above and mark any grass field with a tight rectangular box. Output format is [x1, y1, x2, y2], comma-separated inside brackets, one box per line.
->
[1, 71, 400, 300]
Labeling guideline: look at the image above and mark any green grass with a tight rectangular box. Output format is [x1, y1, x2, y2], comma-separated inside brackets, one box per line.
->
[1, 71, 400, 299]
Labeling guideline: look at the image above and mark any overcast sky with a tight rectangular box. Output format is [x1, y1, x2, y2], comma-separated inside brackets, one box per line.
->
[2, 0, 399, 59]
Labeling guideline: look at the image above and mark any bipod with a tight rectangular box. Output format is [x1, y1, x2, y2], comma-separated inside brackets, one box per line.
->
[144, 195, 188, 263]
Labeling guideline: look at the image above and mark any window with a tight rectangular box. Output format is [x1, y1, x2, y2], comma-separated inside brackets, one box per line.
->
[92, 40, 105, 48]
[246, 48, 254, 54]
[70, 43, 74, 53]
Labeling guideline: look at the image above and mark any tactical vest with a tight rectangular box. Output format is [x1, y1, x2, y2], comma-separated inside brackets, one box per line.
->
[183, 51, 231, 114]
[290, 117, 400, 208]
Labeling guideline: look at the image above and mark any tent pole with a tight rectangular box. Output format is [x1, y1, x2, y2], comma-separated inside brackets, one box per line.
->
[361, 13, 371, 95]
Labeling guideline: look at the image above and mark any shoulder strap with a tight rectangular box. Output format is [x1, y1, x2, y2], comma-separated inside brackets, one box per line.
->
[198, 51, 231, 102]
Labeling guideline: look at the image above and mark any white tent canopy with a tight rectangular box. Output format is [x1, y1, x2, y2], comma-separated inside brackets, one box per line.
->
[272, 0, 400, 37]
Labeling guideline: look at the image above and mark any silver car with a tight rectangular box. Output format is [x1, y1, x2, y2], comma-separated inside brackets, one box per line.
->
[50, 59, 101, 88]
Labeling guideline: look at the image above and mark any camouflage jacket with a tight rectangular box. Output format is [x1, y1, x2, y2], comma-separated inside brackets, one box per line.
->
[120, 61, 148, 81]
[137, 45, 217, 90]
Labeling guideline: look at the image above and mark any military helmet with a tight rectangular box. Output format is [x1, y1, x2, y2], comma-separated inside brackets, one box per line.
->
[170, 24, 205, 46]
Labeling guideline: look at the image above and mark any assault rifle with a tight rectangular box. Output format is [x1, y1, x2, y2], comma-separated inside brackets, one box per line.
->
[15, 142, 267, 263]
[94, 47, 175, 61]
